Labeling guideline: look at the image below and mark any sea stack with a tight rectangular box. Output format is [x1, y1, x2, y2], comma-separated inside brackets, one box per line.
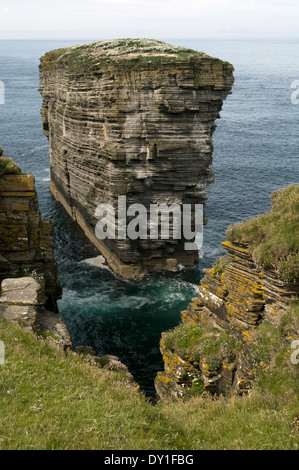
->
[39, 39, 234, 279]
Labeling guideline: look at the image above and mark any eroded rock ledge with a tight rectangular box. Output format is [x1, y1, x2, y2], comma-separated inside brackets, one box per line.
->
[155, 186, 299, 401]
[0, 152, 68, 343]
[39, 39, 234, 279]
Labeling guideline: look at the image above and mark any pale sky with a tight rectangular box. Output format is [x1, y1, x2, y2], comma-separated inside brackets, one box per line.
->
[0, 0, 298, 40]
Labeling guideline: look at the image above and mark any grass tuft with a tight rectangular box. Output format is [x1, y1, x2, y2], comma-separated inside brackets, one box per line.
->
[0, 156, 21, 176]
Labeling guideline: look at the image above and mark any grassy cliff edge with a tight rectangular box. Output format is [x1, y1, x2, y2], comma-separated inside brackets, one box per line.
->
[0, 185, 298, 449]
[226, 184, 299, 283]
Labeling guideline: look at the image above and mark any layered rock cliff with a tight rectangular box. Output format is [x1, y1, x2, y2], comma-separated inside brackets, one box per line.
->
[0, 152, 62, 319]
[155, 185, 299, 401]
[39, 39, 234, 279]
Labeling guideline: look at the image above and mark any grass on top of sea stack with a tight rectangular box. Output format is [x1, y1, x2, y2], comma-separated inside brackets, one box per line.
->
[39, 38, 218, 76]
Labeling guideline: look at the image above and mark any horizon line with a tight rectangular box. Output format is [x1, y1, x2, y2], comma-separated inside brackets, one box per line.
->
[1, 36, 299, 41]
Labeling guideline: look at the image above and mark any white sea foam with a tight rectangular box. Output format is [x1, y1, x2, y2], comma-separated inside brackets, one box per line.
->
[36, 176, 50, 182]
[80, 255, 110, 271]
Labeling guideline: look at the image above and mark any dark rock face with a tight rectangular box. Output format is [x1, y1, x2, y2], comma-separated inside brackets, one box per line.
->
[39, 39, 234, 279]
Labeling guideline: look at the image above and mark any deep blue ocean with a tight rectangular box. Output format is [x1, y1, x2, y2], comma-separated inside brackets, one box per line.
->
[0, 39, 298, 396]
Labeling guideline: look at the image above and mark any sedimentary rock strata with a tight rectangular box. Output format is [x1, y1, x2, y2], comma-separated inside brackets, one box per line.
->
[39, 39, 234, 279]
[0, 156, 62, 312]
[155, 235, 299, 401]
[0, 154, 70, 343]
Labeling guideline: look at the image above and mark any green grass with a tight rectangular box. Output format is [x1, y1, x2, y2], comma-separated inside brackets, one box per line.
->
[161, 390, 299, 450]
[0, 156, 21, 176]
[164, 324, 204, 352]
[39, 38, 212, 77]
[279, 300, 299, 333]
[226, 184, 299, 282]
[212, 255, 231, 278]
[252, 302, 299, 405]
[0, 317, 178, 450]
[162, 302, 299, 449]
[250, 323, 283, 367]
[163, 323, 242, 372]
[0, 313, 298, 449]
[44, 38, 202, 62]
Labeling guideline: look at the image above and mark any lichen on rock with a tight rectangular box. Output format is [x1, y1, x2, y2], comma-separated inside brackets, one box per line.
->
[155, 186, 299, 401]
[0, 152, 62, 313]
[0, 151, 70, 344]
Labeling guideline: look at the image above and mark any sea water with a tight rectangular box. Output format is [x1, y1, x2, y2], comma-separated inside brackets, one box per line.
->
[0, 38, 298, 396]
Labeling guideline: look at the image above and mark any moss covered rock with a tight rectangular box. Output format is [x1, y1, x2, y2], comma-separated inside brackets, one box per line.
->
[0, 156, 21, 176]
[156, 186, 299, 401]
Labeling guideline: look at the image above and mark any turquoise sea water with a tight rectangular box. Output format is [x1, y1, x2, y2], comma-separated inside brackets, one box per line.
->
[0, 39, 298, 396]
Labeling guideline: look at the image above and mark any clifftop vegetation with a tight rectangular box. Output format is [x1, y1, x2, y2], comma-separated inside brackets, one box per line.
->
[39, 38, 221, 76]
[40, 38, 207, 63]
[226, 184, 299, 283]
[0, 308, 298, 450]
[0, 182, 298, 449]
[0, 147, 21, 176]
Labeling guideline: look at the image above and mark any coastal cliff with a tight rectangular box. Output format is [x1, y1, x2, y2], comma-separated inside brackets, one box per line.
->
[155, 185, 299, 400]
[0, 150, 68, 341]
[39, 38, 234, 279]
